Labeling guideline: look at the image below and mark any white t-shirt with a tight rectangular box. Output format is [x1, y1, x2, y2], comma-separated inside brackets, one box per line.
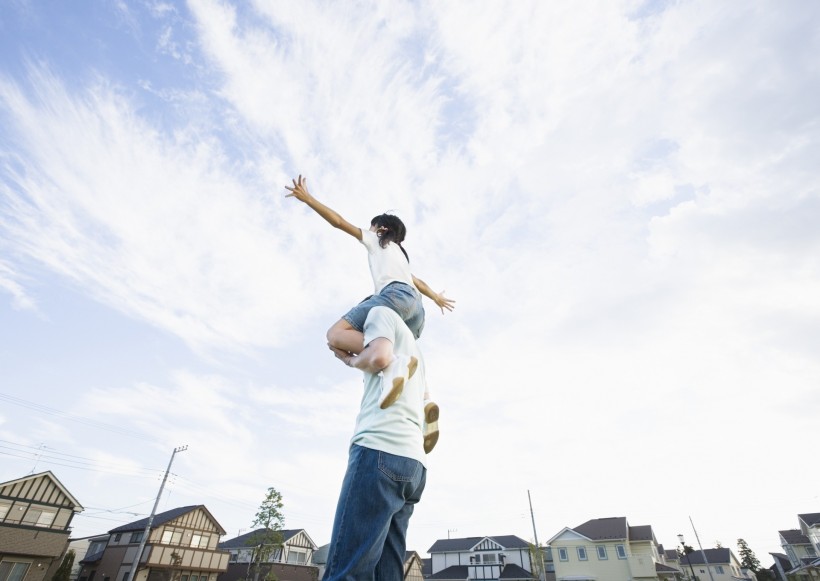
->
[360, 228, 416, 294]
[350, 306, 427, 467]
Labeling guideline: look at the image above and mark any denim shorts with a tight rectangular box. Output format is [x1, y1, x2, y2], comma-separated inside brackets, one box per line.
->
[343, 281, 425, 339]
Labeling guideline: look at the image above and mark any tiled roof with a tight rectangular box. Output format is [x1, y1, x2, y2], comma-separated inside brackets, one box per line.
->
[499, 563, 535, 579]
[656, 562, 680, 573]
[665, 549, 680, 560]
[799, 513, 820, 527]
[680, 548, 731, 566]
[218, 528, 301, 549]
[428, 535, 529, 553]
[108, 505, 225, 535]
[428, 565, 469, 579]
[780, 529, 811, 544]
[628, 525, 655, 542]
[79, 549, 105, 564]
[573, 517, 628, 541]
[109, 505, 200, 533]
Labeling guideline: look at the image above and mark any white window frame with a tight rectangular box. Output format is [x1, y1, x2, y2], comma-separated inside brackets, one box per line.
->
[616, 544, 627, 559]
[558, 548, 569, 562]
[715, 565, 724, 574]
[577, 547, 588, 561]
[596, 545, 607, 560]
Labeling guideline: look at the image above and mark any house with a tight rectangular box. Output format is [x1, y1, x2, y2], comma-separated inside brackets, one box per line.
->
[547, 516, 682, 581]
[217, 529, 318, 581]
[404, 551, 423, 581]
[426, 535, 541, 580]
[311, 544, 423, 580]
[76, 505, 229, 581]
[779, 513, 820, 580]
[679, 548, 749, 581]
[67, 535, 109, 579]
[0, 471, 84, 581]
[768, 553, 791, 581]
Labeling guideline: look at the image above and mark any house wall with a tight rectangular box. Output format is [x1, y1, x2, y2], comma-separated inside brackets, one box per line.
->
[0, 526, 69, 559]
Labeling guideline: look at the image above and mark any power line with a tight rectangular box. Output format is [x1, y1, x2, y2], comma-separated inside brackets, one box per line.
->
[0, 392, 157, 442]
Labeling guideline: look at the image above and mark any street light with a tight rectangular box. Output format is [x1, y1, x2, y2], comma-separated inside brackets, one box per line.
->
[678, 534, 697, 581]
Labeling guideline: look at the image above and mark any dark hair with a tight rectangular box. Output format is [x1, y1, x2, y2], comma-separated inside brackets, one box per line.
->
[370, 213, 409, 262]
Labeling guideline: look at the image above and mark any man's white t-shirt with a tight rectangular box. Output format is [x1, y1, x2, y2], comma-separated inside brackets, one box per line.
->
[350, 306, 427, 467]
[360, 229, 416, 294]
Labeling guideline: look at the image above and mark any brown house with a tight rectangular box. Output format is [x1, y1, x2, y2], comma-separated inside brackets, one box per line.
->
[0, 471, 84, 581]
[78, 505, 229, 581]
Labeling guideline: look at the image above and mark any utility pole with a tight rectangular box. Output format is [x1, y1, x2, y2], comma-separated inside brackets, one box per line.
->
[690, 516, 716, 581]
[528, 490, 546, 581]
[133, 445, 188, 581]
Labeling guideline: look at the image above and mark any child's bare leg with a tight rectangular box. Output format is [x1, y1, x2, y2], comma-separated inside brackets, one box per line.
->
[327, 319, 366, 355]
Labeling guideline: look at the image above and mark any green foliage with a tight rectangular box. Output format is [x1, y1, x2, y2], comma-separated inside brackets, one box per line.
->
[528, 543, 546, 581]
[247, 488, 286, 581]
[52, 550, 75, 581]
[737, 538, 761, 573]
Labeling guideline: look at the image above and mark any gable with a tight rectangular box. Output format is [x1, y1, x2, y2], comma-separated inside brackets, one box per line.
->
[548, 527, 593, 545]
[166, 506, 226, 535]
[0, 471, 83, 510]
[472, 537, 504, 552]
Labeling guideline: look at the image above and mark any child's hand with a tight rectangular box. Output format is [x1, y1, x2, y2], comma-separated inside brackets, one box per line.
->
[433, 291, 455, 314]
[285, 175, 312, 203]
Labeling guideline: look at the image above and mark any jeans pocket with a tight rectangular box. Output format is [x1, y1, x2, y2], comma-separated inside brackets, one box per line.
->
[378, 451, 421, 483]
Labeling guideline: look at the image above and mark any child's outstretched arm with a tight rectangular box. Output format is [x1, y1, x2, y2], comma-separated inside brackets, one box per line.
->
[285, 175, 362, 240]
[412, 275, 456, 314]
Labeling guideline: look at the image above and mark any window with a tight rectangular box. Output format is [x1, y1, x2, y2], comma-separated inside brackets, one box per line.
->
[558, 548, 569, 562]
[191, 534, 202, 548]
[715, 566, 724, 574]
[808, 547, 817, 557]
[190, 575, 198, 581]
[616, 545, 627, 559]
[482, 554, 499, 564]
[21, 507, 56, 527]
[286, 551, 306, 564]
[160, 530, 182, 545]
[0, 561, 32, 581]
[122, 573, 130, 581]
[577, 547, 588, 561]
[130, 532, 143, 544]
[596, 545, 607, 560]
[114, 534, 122, 542]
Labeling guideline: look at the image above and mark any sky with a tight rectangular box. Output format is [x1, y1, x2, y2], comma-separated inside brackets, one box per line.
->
[1, 0, 819, 568]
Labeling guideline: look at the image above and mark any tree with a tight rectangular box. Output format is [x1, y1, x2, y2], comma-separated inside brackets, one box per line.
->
[677, 544, 695, 556]
[52, 550, 75, 581]
[528, 542, 547, 581]
[247, 488, 286, 581]
[715, 540, 723, 548]
[737, 538, 761, 573]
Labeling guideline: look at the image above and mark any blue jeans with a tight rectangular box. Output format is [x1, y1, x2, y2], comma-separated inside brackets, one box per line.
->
[323, 444, 427, 581]
[342, 282, 426, 339]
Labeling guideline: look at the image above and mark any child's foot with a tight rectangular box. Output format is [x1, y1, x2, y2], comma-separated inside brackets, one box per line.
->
[379, 354, 418, 409]
[423, 400, 439, 454]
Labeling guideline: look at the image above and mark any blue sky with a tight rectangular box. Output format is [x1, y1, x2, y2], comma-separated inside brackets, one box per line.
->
[2, 0, 819, 564]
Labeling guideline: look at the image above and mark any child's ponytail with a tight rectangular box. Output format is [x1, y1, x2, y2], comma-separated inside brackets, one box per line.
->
[370, 213, 409, 262]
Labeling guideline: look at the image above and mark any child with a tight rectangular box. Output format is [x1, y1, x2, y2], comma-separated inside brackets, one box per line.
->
[285, 175, 454, 453]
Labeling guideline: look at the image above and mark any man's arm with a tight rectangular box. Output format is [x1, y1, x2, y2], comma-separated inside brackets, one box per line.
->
[285, 175, 362, 240]
[412, 275, 455, 314]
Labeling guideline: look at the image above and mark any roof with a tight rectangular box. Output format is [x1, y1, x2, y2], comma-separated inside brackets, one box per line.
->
[628, 525, 655, 543]
[109, 505, 226, 535]
[428, 535, 530, 553]
[312, 543, 329, 565]
[428, 565, 470, 580]
[218, 528, 301, 549]
[665, 549, 680, 560]
[79, 549, 105, 564]
[680, 548, 731, 566]
[656, 562, 681, 573]
[0, 470, 84, 510]
[799, 513, 820, 527]
[499, 563, 535, 579]
[573, 517, 628, 541]
[780, 529, 811, 544]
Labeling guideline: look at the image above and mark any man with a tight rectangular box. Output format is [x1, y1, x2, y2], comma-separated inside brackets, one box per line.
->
[325, 306, 428, 580]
